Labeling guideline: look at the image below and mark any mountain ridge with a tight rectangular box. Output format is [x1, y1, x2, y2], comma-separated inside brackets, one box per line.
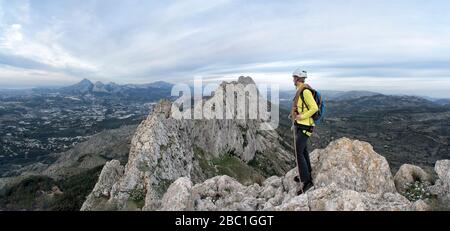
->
[58, 79, 174, 95]
[81, 76, 294, 210]
[80, 76, 449, 211]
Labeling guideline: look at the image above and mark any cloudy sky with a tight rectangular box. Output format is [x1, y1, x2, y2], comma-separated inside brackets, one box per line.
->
[1, 0, 450, 97]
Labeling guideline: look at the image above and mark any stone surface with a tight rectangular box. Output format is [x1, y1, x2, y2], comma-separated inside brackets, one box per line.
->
[412, 200, 431, 211]
[160, 169, 415, 211]
[156, 138, 425, 211]
[311, 138, 396, 194]
[394, 164, 432, 193]
[159, 177, 194, 211]
[434, 160, 450, 183]
[81, 160, 124, 211]
[428, 160, 450, 207]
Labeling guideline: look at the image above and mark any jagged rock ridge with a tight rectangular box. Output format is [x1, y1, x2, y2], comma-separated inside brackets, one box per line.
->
[81, 77, 293, 211]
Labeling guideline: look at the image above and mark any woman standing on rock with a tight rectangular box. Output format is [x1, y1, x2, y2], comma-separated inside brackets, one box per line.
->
[291, 69, 319, 195]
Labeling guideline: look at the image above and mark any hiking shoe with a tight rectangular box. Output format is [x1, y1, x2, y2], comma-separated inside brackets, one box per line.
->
[302, 181, 314, 192]
[294, 176, 300, 183]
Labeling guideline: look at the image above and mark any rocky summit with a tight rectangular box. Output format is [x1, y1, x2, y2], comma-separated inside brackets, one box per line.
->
[157, 138, 448, 211]
[81, 77, 450, 211]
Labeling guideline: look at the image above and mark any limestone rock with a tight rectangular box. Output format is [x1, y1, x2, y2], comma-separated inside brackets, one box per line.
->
[159, 177, 194, 211]
[81, 160, 124, 211]
[435, 160, 450, 183]
[158, 138, 423, 211]
[272, 195, 309, 211]
[412, 200, 431, 211]
[161, 170, 414, 211]
[360, 192, 411, 211]
[311, 138, 396, 194]
[394, 164, 432, 194]
[428, 160, 450, 206]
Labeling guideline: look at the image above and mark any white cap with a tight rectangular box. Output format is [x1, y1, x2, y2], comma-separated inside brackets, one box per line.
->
[293, 68, 308, 78]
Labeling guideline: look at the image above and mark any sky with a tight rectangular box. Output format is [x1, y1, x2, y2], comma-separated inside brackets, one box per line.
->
[1, 0, 450, 97]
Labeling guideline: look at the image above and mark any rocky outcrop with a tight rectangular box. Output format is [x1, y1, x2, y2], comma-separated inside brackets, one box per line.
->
[428, 160, 450, 206]
[310, 138, 396, 194]
[159, 138, 427, 211]
[394, 164, 432, 194]
[159, 177, 194, 211]
[81, 160, 124, 211]
[81, 77, 293, 211]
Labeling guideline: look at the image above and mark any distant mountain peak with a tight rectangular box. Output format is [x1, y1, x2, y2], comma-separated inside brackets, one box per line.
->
[62, 78, 94, 94]
[59, 79, 174, 96]
[146, 81, 174, 89]
[79, 78, 93, 85]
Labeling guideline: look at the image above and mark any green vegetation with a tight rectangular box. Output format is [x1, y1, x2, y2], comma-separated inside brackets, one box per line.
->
[248, 151, 279, 177]
[0, 176, 55, 210]
[129, 188, 146, 202]
[402, 181, 432, 202]
[128, 187, 147, 209]
[212, 153, 264, 186]
[193, 145, 264, 185]
[399, 180, 450, 211]
[193, 145, 216, 177]
[50, 166, 103, 211]
[0, 166, 103, 211]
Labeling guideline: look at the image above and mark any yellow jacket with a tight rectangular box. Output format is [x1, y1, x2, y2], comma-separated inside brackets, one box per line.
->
[294, 82, 319, 126]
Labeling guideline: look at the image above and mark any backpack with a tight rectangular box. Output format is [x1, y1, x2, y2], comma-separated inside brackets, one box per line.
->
[298, 87, 325, 125]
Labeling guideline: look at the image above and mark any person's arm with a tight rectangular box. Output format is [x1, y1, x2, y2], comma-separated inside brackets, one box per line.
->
[298, 89, 319, 120]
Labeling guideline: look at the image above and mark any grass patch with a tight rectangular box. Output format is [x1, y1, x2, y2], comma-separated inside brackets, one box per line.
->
[193, 145, 217, 178]
[128, 187, 146, 209]
[248, 151, 279, 177]
[402, 181, 432, 202]
[193, 146, 265, 186]
[212, 153, 264, 186]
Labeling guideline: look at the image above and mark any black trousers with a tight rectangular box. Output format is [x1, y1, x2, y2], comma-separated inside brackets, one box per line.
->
[295, 125, 313, 183]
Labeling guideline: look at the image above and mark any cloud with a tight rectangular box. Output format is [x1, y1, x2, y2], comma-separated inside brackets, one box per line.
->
[162, 0, 231, 22]
[0, 24, 23, 47]
[0, 64, 79, 88]
[0, 0, 449, 96]
[0, 23, 97, 71]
